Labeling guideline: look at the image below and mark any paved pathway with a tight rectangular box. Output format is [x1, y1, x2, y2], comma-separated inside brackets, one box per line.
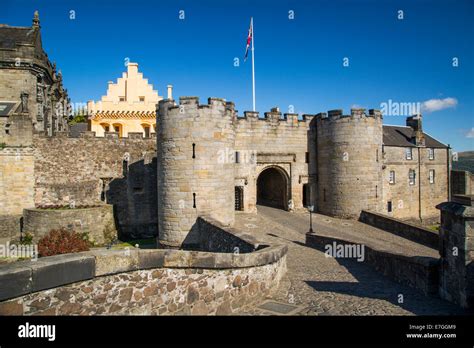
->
[236, 206, 469, 315]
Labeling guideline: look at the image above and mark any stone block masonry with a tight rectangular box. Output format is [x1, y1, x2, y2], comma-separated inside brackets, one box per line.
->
[359, 210, 438, 249]
[157, 97, 236, 248]
[32, 133, 157, 239]
[0, 219, 287, 315]
[0, 147, 35, 241]
[437, 200, 474, 308]
[22, 205, 117, 245]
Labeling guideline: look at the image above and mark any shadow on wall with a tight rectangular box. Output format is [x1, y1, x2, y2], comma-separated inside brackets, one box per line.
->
[304, 243, 467, 315]
[106, 158, 158, 240]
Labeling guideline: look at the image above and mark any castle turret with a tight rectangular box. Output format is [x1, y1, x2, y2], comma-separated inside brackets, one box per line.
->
[156, 97, 236, 248]
[315, 108, 383, 218]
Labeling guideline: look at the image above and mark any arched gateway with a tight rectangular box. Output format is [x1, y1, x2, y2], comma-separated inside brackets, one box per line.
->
[256, 166, 289, 210]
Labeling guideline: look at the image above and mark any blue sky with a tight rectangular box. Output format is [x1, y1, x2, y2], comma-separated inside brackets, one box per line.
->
[2, 0, 473, 151]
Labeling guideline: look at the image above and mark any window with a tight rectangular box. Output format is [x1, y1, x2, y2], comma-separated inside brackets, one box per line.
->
[302, 184, 309, 207]
[144, 126, 150, 138]
[387, 201, 393, 213]
[235, 151, 240, 164]
[235, 186, 244, 211]
[104, 125, 110, 132]
[114, 126, 120, 133]
[119, 97, 125, 102]
[429, 169, 435, 184]
[428, 148, 434, 160]
[409, 169, 416, 185]
[139, 96, 145, 102]
[405, 147, 413, 160]
[376, 149, 379, 162]
[389, 170, 396, 184]
[305, 152, 309, 163]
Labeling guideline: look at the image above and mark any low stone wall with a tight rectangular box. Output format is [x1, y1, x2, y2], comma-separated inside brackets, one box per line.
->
[0, 232, 287, 315]
[306, 232, 439, 296]
[0, 215, 21, 242]
[359, 210, 438, 249]
[22, 205, 117, 245]
[197, 216, 261, 253]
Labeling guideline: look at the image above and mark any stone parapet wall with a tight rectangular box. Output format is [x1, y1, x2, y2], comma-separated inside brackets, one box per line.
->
[197, 216, 260, 253]
[0, 256, 286, 316]
[306, 232, 439, 296]
[22, 205, 117, 245]
[0, 228, 287, 315]
[359, 210, 439, 249]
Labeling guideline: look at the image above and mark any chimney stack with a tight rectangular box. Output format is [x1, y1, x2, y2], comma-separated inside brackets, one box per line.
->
[167, 85, 173, 100]
[406, 114, 425, 146]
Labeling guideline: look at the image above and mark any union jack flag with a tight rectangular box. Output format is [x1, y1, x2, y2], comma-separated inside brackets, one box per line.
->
[244, 19, 253, 62]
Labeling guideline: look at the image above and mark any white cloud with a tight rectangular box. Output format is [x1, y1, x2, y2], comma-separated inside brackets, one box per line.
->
[466, 128, 474, 138]
[421, 97, 458, 113]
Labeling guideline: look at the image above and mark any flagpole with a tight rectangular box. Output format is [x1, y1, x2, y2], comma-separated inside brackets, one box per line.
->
[251, 17, 256, 112]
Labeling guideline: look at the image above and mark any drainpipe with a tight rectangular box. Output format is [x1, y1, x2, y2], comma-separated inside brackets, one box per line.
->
[418, 147, 422, 222]
[447, 144, 451, 201]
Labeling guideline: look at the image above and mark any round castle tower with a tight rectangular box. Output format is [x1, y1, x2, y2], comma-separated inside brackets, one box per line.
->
[156, 97, 236, 248]
[315, 108, 383, 218]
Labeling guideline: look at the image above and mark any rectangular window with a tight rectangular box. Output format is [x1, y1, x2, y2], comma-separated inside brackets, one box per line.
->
[387, 201, 393, 213]
[235, 151, 240, 164]
[389, 170, 395, 184]
[428, 148, 434, 160]
[144, 126, 150, 138]
[305, 152, 309, 164]
[139, 96, 145, 102]
[119, 96, 125, 102]
[409, 169, 416, 185]
[405, 147, 413, 160]
[429, 169, 435, 184]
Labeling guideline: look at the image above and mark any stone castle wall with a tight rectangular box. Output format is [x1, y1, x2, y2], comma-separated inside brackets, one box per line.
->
[234, 111, 313, 212]
[315, 109, 384, 218]
[0, 147, 35, 241]
[32, 133, 157, 239]
[156, 97, 236, 248]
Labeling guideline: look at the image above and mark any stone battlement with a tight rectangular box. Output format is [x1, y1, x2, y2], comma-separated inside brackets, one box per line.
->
[316, 108, 383, 121]
[157, 97, 237, 121]
[31, 131, 156, 142]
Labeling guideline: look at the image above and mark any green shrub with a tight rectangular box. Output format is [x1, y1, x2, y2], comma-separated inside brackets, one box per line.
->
[20, 232, 34, 245]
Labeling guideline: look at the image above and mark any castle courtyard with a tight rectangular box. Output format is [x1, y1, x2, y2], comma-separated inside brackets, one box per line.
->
[236, 206, 467, 315]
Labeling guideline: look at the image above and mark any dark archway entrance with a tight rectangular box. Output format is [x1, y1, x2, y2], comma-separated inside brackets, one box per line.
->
[257, 167, 288, 209]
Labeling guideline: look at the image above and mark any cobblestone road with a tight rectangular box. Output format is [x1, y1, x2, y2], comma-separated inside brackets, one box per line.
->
[237, 206, 469, 316]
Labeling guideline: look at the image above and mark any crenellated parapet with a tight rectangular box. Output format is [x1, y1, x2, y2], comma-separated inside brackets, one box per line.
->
[315, 108, 383, 122]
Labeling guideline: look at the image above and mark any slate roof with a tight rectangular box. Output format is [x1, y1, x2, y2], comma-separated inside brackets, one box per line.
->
[383, 125, 447, 148]
[0, 25, 38, 48]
